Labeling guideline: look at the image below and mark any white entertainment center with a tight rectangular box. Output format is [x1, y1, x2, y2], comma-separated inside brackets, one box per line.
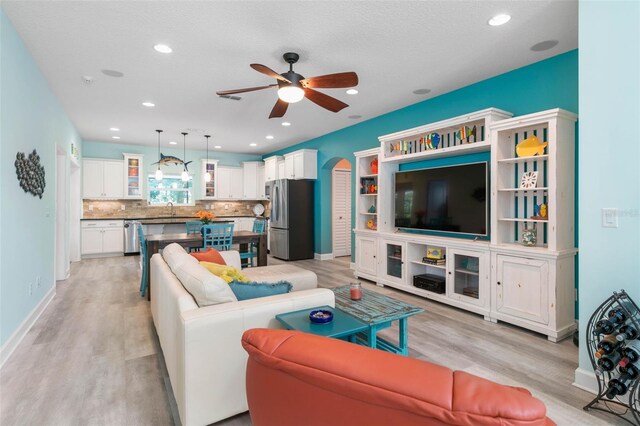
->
[353, 107, 578, 342]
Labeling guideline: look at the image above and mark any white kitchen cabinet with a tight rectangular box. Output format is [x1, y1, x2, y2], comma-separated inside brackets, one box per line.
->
[123, 153, 144, 199]
[256, 164, 266, 199]
[217, 166, 243, 199]
[277, 160, 285, 180]
[264, 156, 282, 182]
[242, 162, 259, 199]
[284, 149, 317, 180]
[201, 159, 219, 199]
[233, 217, 254, 232]
[83, 159, 124, 198]
[81, 220, 124, 256]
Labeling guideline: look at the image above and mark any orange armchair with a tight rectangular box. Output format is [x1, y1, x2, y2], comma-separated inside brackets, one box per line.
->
[242, 329, 555, 426]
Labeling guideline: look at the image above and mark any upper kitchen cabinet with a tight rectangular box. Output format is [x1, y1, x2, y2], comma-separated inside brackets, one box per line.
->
[201, 159, 219, 199]
[242, 162, 267, 199]
[123, 153, 144, 199]
[264, 156, 283, 182]
[83, 158, 124, 199]
[283, 149, 317, 180]
[217, 166, 243, 199]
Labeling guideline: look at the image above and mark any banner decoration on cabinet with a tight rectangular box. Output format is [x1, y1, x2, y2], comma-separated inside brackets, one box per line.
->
[15, 150, 46, 198]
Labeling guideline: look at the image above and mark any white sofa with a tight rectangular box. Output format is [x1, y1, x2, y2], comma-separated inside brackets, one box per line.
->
[150, 247, 335, 426]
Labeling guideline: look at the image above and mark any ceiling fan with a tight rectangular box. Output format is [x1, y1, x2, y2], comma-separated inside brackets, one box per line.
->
[216, 52, 358, 119]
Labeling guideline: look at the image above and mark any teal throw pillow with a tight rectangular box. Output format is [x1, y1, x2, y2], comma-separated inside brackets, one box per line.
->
[228, 280, 293, 301]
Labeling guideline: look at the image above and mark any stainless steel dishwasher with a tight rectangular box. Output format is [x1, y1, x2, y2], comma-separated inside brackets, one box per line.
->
[123, 220, 140, 255]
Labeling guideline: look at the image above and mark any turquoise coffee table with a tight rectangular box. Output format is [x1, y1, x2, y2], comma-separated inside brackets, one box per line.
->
[332, 285, 424, 356]
[275, 306, 368, 342]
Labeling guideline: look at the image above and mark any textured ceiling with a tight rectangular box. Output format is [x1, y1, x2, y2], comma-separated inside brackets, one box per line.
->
[2, 1, 577, 154]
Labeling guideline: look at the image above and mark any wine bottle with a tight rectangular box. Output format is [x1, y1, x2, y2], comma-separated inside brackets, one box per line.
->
[605, 375, 631, 399]
[596, 352, 622, 375]
[615, 324, 639, 342]
[618, 340, 640, 368]
[607, 307, 628, 324]
[595, 335, 622, 358]
[619, 362, 639, 378]
[594, 318, 624, 335]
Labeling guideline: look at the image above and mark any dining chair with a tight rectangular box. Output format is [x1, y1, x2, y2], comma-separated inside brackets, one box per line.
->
[185, 221, 203, 234]
[239, 219, 266, 268]
[137, 223, 148, 297]
[202, 223, 235, 251]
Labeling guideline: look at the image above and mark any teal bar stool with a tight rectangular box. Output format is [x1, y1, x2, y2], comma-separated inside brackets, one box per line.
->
[239, 219, 266, 268]
[202, 223, 234, 251]
[137, 223, 148, 297]
[186, 221, 203, 234]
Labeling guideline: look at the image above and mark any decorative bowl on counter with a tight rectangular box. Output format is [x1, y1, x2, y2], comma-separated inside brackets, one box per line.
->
[309, 309, 333, 324]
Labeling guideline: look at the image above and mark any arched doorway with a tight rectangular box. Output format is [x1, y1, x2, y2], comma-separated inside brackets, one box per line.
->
[332, 159, 352, 257]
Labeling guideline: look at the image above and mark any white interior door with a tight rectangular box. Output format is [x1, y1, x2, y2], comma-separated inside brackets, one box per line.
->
[332, 168, 352, 257]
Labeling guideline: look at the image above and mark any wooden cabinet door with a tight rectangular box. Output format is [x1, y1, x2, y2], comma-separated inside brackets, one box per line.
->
[284, 155, 295, 179]
[243, 163, 258, 199]
[102, 227, 124, 253]
[82, 159, 104, 198]
[102, 161, 124, 198]
[216, 167, 231, 199]
[81, 228, 103, 254]
[293, 152, 305, 179]
[264, 158, 277, 182]
[447, 248, 487, 308]
[230, 167, 243, 199]
[356, 236, 377, 276]
[256, 165, 266, 199]
[496, 255, 549, 324]
[380, 239, 405, 285]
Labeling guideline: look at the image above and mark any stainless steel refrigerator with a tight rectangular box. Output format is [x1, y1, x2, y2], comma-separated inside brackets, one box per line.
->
[267, 179, 314, 260]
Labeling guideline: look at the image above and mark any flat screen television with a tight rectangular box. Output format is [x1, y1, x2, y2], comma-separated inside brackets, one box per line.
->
[394, 162, 488, 237]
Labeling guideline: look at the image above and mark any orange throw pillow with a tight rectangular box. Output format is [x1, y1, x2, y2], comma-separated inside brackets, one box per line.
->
[190, 248, 226, 265]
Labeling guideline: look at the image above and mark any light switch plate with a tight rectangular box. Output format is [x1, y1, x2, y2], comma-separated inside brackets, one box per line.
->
[602, 208, 618, 228]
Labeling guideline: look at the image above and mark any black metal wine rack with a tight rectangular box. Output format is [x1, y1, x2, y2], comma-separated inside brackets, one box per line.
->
[584, 290, 640, 425]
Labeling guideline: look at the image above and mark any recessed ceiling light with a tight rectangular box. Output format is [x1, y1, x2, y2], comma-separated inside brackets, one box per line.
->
[530, 40, 559, 52]
[153, 44, 172, 53]
[266, 135, 274, 140]
[214, 145, 222, 149]
[142, 102, 155, 107]
[413, 88, 431, 95]
[101, 69, 124, 78]
[488, 14, 511, 26]
[250, 143, 257, 147]
[169, 141, 177, 145]
[281, 122, 291, 127]
[109, 127, 120, 131]
[346, 89, 359, 95]
[112, 136, 121, 139]
[348, 115, 362, 119]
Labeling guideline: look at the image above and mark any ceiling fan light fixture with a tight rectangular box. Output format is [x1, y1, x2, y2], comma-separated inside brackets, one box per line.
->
[277, 85, 304, 103]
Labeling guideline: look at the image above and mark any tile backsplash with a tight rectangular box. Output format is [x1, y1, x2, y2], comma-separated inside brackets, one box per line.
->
[83, 199, 270, 219]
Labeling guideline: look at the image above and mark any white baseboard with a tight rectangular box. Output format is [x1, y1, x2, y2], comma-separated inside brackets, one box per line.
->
[314, 253, 334, 261]
[0, 285, 56, 369]
[573, 367, 598, 394]
[350, 262, 356, 270]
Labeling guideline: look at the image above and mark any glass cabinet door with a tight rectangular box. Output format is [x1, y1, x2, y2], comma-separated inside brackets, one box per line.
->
[384, 241, 404, 283]
[448, 249, 484, 306]
[124, 154, 143, 199]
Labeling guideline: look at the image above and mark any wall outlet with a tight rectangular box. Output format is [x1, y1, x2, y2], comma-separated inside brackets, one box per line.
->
[121, 204, 126, 211]
[88, 204, 94, 211]
[602, 208, 618, 228]
[225, 204, 229, 210]
[246, 205, 251, 209]
[36, 276, 41, 288]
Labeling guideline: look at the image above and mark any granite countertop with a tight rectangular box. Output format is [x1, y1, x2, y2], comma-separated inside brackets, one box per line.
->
[81, 215, 267, 222]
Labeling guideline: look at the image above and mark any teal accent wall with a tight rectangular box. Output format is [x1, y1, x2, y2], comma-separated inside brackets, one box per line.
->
[83, 140, 262, 203]
[577, 1, 639, 374]
[266, 50, 578, 258]
[1, 10, 82, 347]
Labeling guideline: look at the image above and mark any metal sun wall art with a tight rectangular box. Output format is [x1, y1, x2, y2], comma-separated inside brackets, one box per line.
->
[15, 150, 46, 198]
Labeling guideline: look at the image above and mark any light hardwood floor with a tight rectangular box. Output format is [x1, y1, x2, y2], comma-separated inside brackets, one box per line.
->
[0, 255, 624, 425]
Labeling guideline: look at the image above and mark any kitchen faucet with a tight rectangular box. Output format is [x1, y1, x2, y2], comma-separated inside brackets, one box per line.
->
[167, 202, 175, 217]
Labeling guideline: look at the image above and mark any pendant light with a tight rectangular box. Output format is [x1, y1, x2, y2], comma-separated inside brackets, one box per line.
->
[155, 129, 163, 180]
[204, 135, 212, 182]
[181, 132, 189, 182]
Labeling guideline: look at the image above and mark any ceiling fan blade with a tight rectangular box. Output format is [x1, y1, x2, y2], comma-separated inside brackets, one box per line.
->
[303, 88, 349, 113]
[301, 72, 359, 89]
[250, 64, 291, 83]
[216, 84, 277, 96]
[269, 98, 289, 119]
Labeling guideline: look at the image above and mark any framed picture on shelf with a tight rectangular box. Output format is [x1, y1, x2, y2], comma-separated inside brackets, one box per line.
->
[520, 171, 539, 189]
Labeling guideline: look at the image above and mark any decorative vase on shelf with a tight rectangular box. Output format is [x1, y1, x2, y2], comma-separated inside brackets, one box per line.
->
[370, 158, 378, 175]
[521, 224, 537, 246]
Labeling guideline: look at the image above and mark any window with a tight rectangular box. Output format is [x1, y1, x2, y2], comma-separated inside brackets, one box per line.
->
[148, 174, 194, 205]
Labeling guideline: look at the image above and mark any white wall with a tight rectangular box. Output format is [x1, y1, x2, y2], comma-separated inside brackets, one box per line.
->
[575, 0, 640, 390]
